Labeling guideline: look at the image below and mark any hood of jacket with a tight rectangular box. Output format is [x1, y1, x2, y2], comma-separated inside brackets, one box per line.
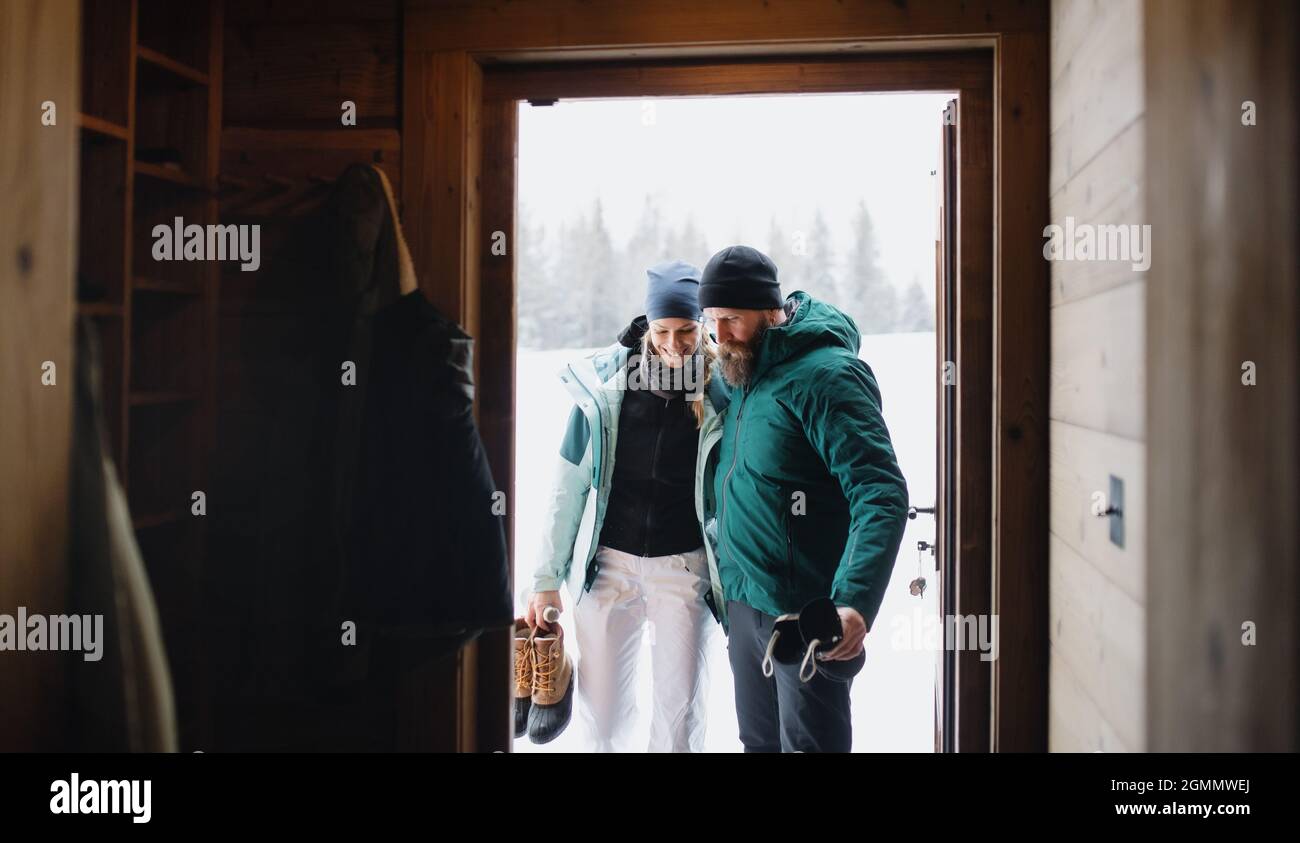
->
[616, 314, 649, 349]
[752, 291, 862, 384]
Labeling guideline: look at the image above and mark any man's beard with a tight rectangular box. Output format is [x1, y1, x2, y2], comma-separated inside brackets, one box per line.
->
[717, 318, 770, 387]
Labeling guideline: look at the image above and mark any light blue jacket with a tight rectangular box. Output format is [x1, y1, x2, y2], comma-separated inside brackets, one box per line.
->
[532, 341, 732, 628]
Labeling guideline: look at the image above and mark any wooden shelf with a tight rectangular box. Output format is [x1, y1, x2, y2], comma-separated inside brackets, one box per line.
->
[135, 160, 206, 190]
[135, 276, 202, 296]
[129, 390, 199, 408]
[78, 112, 129, 141]
[78, 301, 125, 317]
[82, 0, 221, 752]
[137, 45, 209, 87]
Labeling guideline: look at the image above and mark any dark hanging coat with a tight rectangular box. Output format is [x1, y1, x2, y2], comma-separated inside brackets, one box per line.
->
[209, 164, 510, 746]
[317, 163, 512, 660]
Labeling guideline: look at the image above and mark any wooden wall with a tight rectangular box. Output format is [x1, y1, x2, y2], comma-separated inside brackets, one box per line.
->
[1145, 0, 1298, 751]
[1047, 0, 1147, 752]
[225, 0, 399, 129]
[0, 0, 79, 751]
[219, 0, 403, 329]
[217, 0, 404, 453]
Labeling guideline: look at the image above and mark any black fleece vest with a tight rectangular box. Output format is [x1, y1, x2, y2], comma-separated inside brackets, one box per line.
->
[597, 375, 703, 559]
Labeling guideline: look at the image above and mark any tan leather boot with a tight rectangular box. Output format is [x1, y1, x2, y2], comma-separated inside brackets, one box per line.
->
[513, 619, 535, 738]
[527, 622, 574, 744]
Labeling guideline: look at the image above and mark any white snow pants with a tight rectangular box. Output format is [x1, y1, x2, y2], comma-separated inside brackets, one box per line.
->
[574, 544, 714, 752]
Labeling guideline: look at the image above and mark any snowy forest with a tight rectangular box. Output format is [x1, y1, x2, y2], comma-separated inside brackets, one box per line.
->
[517, 196, 936, 350]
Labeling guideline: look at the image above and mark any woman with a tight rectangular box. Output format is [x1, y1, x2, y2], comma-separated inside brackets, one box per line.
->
[524, 259, 730, 752]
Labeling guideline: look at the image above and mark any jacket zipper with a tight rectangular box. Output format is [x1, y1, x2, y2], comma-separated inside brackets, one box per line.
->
[716, 388, 747, 559]
[784, 493, 795, 593]
[568, 362, 606, 591]
[641, 396, 666, 555]
[570, 363, 604, 485]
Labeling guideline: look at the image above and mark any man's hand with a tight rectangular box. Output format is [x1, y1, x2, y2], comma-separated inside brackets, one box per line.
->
[526, 590, 564, 632]
[819, 606, 866, 660]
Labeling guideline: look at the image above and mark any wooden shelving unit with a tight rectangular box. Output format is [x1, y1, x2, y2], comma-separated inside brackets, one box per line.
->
[136, 45, 211, 87]
[134, 160, 207, 189]
[77, 0, 222, 751]
[77, 112, 130, 141]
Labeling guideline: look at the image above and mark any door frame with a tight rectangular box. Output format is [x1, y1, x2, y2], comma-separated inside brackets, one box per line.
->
[402, 0, 1048, 753]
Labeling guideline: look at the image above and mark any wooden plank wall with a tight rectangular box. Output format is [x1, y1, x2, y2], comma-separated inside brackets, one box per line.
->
[220, 0, 403, 319]
[0, 0, 79, 751]
[1047, 0, 1147, 752]
[221, 0, 402, 216]
[224, 0, 400, 129]
[1145, 0, 1298, 751]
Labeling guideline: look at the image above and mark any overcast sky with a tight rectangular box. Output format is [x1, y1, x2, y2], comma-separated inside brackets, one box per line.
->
[518, 91, 955, 293]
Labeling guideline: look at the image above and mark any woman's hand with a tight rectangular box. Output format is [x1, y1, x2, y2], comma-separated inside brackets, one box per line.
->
[526, 590, 564, 632]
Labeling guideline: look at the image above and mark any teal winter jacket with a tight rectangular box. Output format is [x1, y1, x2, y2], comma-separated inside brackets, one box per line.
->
[533, 336, 732, 624]
[709, 292, 909, 630]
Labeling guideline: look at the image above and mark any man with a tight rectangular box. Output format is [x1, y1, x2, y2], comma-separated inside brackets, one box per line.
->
[699, 244, 909, 753]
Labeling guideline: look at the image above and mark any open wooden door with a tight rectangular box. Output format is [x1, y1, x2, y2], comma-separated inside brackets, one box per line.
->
[934, 98, 958, 752]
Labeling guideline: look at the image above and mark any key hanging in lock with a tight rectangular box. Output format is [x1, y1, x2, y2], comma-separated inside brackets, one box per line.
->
[909, 540, 930, 598]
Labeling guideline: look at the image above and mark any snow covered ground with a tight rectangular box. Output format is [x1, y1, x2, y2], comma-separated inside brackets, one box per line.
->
[512, 331, 938, 752]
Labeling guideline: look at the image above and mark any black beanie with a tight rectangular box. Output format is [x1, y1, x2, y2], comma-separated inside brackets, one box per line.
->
[698, 245, 783, 310]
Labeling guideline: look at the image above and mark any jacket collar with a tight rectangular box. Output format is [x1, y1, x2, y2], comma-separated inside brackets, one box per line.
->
[567, 343, 729, 418]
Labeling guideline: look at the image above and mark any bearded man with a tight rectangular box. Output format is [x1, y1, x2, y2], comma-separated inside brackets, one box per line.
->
[698, 244, 909, 753]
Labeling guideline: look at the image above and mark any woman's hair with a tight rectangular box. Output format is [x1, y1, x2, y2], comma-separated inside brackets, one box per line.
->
[640, 319, 717, 429]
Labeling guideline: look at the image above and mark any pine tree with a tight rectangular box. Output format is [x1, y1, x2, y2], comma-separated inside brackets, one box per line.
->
[802, 209, 838, 306]
[763, 216, 799, 296]
[548, 218, 592, 349]
[664, 215, 710, 270]
[516, 203, 559, 349]
[612, 195, 666, 329]
[577, 200, 619, 345]
[844, 200, 896, 334]
[898, 275, 936, 332]
[624, 196, 664, 289]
